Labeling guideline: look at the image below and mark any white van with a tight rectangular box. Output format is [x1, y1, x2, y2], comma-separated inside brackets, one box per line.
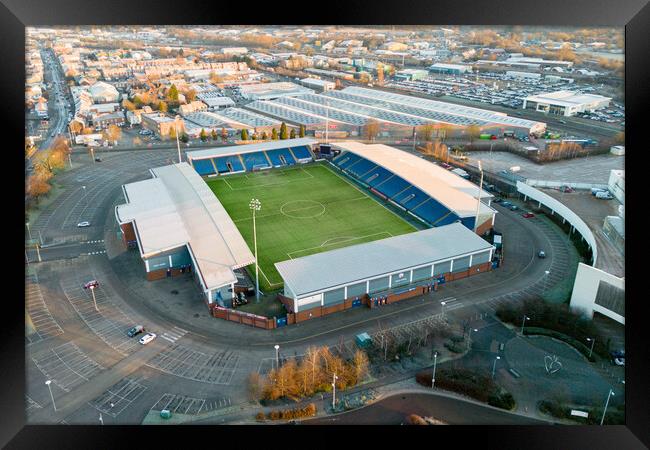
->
[595, 191, 613, 200]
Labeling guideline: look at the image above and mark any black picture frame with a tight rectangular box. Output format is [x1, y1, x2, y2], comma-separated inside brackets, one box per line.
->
[3, 0, 647, 447]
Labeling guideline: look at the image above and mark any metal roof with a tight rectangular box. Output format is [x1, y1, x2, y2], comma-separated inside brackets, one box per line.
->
[116, 163, 255, 291]
[186, 138, 317, 161]
[275, 222, 494, 298]
[524, 90, 612, 108]
[332, 141, 495, 218]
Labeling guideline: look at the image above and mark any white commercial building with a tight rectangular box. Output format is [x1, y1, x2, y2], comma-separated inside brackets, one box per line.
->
[300, 78, 336, 91]
[523, 90, 612, 116]
[239, 82, 313, 101]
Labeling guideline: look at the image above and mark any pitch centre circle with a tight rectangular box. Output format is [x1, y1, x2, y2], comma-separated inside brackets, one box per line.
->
[280, 200, 326, 219]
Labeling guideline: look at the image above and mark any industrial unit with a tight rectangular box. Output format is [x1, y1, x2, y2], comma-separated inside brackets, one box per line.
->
[523, 90, 612, 116]
[238, 81, 313, 100]
[243, 86, 546, 136]
[115, 163, 255, 307]
[275, 223, 495, 317]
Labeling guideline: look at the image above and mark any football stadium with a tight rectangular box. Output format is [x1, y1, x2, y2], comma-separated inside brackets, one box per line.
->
[117, 138, 498, 324]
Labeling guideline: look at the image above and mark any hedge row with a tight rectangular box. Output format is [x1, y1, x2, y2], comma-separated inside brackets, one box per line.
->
[523, 327, 596, 362]
[539, 400, 624, 425]
[259, 403, 317, 421]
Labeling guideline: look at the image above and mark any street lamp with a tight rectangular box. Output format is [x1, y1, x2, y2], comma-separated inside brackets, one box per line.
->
[432, 351, 438, 388]
[586, 338, 596, 358]
[492, 355, 501, 379]
[174, 115, 182, 163]
[468, 328, 479, 350]
[600, 388, 615, 425]
[45, 380, 56, 411]
[249, 198, 262, 302]
[89, 285, 98, 312]
[473, 160, 484, 233]
[274, 344, 280, 370]
[99, 413, 104, 425]
[331, 373, 339, 410]
[26, 221, 33, 242]
[520, 315, 530, 334]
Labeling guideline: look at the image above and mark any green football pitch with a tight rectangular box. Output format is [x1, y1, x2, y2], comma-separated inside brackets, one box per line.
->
[207, 163, 417, 291]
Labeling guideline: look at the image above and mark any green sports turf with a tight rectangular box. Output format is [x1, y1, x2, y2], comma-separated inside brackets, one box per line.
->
[207, 163, 417, 291]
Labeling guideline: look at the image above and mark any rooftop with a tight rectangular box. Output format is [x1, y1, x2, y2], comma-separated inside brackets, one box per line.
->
[116, 163, 255, 291]
[186, 137, 317, 161]
[332, 141, 495, 218]
[275, 222, 494, 298]
[524, 90, 612, 107]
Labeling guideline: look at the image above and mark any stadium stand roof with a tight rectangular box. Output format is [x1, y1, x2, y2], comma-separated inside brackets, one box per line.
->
[116, 163, 255, 290]
[275, 222, 494, 298]
[332, 141, 495, 218]
[186, 138, 317, 161]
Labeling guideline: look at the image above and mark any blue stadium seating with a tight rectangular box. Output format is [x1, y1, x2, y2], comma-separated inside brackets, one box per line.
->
[363, 167, 394, 187]
[375, 175, 411, 198]
[412, 198, 453, 225]
[460, 216, 476, 230]
[336, 153, 363, 170]
[241, 152, 271, 171]
[192, 158, 216, 176]
[394, 186, 430, 210]
[265, 148, 296, 167]
[290, 146, 313, 160]
[213, 155, 245, 173]
[346, 158, 377, 178]
[434, 212, 461, 227]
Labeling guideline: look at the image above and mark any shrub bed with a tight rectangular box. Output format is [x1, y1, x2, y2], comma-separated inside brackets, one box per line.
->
[266, 403, 317, 421]
[539, 399, 624, 425]
[416, 368, 515, 410]
[444, 342, 465, 353]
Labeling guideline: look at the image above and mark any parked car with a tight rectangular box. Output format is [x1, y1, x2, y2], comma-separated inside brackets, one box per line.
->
[613, 357, 625, 366]
[559, 185, 574, 193]
[83, 280, 99, 289]
[595, 191, 614, 200]
[77, 221, 91, 227]
[139, 332, 157, 345]
[492, 198, 503, 203]
[440, 162, 452, 170]
[522, 212, 535, 218]
[509, 205, 519, 211]
[127, 325, 145, 337]
[500, 201, 512, 207]
[94, 158, 102, 162]
[538, 250, 546, 258]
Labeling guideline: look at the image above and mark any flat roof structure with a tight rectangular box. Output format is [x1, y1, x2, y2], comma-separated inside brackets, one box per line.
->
[186, 138, 317, 161]
[184, 111, 229, 129]
[275, 222, 494, 298]
[332, 141, 495, 219]
[206, 107, 281, 128]
[523, 90, 612, 108]
[244, 86, 546, 133]
[116, 163, 255, 291]
[239, 82, 313, 100]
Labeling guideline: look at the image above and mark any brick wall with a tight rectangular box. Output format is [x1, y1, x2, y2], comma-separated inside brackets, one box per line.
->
[120, 222, 136, 244]
[146, 269, 167, 281]
[476, 218, 494, 236]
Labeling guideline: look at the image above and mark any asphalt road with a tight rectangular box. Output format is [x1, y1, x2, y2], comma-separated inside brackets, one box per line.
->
[305, 392, 548, 425]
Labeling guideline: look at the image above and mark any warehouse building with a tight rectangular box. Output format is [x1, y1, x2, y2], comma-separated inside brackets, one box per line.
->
[300, 78, 336, 91]
[394, 69, 429, 81]
[244, 86, 546, 139]
[275, 223, 494, 319]
[429, 63, 472, 75]
[239, 82, 313, 101]
[115, 163, 255, 307]
[523, 90, 612, 116]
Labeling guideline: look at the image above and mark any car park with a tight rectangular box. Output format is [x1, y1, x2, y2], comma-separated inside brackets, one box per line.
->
[139, 332, 157, 345]
[77, 221, 91, 227]
[127, 325, 145, 337]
